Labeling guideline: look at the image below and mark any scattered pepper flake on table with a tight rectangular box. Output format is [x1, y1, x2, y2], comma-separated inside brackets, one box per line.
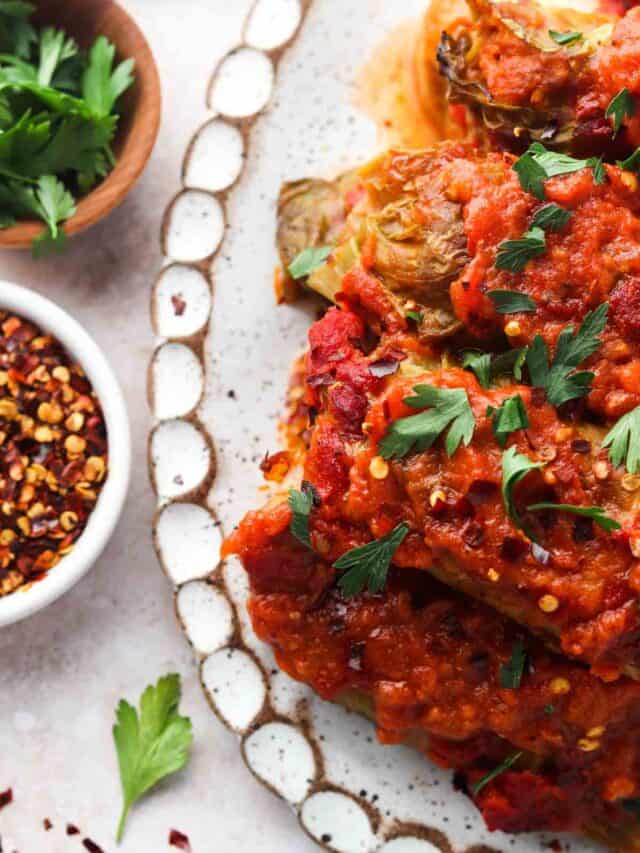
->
[0, 311, 108, 597]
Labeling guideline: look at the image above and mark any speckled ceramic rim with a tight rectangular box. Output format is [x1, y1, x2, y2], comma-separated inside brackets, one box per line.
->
[0, 280, 131, 628]
[147, 2, 514, 851]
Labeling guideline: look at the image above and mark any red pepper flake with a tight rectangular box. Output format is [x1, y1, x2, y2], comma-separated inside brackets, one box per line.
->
[169, 828, 192, 851]
[171, 293, 187, 316]
[0, 788, 12, 809]
[82, 839, 104, 853]
[66, 823, 80, 835]
[43, 817, 53, 830]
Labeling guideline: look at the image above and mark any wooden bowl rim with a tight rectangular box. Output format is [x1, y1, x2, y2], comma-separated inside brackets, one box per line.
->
[0, 0, 161, 249]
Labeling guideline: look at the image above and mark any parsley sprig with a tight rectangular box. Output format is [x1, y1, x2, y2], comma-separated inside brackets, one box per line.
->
[288, 246, 333, 279]
[489, 395, 530, 448]
[473, 752, 523, 796]
[113, 674, 193, 843]
[500, 639, 527, 689]
[606, 88, 635, 139]
[525, 303, 608, 407]
[0, 7, 135, 254]
[288, 482, 318, 547]
[501, 446, 543, 533]
[380, 385, 475, 460]
[526, 502, 621, 532]
[603, 406, 640, 475]
[488, 290, 537, 314]
[496, 227, 546, 273]
[462, 348, 526, 387]
[514, 143, 605, 200]
[335, 523, 409, 597]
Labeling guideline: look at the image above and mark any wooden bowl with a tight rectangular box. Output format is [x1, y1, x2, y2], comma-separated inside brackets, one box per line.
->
[0, 0, 161, 249]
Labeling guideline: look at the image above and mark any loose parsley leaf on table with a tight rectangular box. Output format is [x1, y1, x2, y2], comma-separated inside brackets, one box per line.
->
[549, 29, 582, 46]
[113, 674, 193, 843]
[288, 246, 333, 279]
[473, 752, 524, 796]
[288, 482, 317, 548]
[380, 385, 475, 460]
[603, 406, 640, 475]
[526, 502, 621, 532]
[490, 395, 530, 448]
[335, 523, 409, 597]
[525, 303, 608, 407]
[500, 638, 527, 689]
[501, 446, 544, 532]
[488, 290, 537, 314]
[606, 88, 635, 139]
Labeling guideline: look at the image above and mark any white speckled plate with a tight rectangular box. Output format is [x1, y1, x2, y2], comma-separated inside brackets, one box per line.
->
[148, 2, 604, 851]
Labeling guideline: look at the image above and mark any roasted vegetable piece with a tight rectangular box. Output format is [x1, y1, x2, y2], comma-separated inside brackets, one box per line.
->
[436, 0, 640, 157]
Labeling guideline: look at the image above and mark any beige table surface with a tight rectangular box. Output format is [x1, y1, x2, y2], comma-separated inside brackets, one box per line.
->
[0, 1, 317, 850]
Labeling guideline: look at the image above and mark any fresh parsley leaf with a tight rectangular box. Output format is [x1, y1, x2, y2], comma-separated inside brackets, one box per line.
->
[502, 446, 544, 532]
[37, 27, 77, 86]
[0, 2, 36, 59]
[496, 226, 546, 272]
[603, 406, 640, 474]
[335, 523, 409, 597]
[591, 155, 606, 186]
[491, 395, 530, 448]
[288, 246, 332, 279]
[500, 638, 527, 689]
[544, 704, 555, 715]
[492, 348, 527, 382]
[462, 351, 492, 388]
[82, 35, 135, 118]
[606, 88, 635, 139]
[531, 203, 571, 232]
[549, 29, 582, 46]
[618, 147, 640, 173]
[526, 502, 621, 532]
[526, 304, 608, 407]
[514, 143, 604, 200]
[288, 482, 317, 548]
[405, 309, 423, 324]
[488, 290, 537, 314]
[113, 674, 192, 843]
[29, 174, 75, 257]
[473, 752, 523, 796]
[380, 385, 475, 460]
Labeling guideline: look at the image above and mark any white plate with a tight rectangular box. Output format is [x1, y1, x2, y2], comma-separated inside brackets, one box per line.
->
[149, 1, 606, 850]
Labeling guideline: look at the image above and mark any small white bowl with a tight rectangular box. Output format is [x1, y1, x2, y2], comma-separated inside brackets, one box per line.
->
[0, 280, 131, 627]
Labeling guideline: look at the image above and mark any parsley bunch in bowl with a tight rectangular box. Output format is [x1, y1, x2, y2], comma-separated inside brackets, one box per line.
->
[0, 1, 134, 255]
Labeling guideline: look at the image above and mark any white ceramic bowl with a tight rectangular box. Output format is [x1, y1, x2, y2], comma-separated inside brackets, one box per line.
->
[0, 280, 131, 627]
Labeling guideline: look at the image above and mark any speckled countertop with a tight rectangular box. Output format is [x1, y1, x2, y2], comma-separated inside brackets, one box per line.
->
[0, 1, 317, 850]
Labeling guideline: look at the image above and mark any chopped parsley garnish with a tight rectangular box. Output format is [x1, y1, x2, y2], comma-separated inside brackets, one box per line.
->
[549, 29, 583, 46]
[592, 155, 607, 185]
[525, 303, 608, 407]
[288, 482, 317, 547]
[500, 638, 527, 689]
[603, 406, 640, 474]
[544, 704, 556, 715]
[462, 351, 492, 388]
[490, 395, 530, 448]
[606, 88, 635, 139]
[492, 348, 527, 382]
[488, 290, 537, 314]
[0, 14, 135, 255]
[618, 147, 640, 173]
[380, 385, 475, 460]
[527, 502, 621, 532]
[334, 523, 409, 597]
[113, 674, 193, 842]
[473, 752, 523, 796]
[288, 246, 333, 279]
[405, 309, 423, 324]
[514, 143, 605, 200]
[531, 203, 572, 232]
[501, 446, 544, 533]
[495, 226, 546, 273]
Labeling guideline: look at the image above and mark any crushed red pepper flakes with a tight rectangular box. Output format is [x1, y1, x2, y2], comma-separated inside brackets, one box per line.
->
[82, 839, 104, 853]
[43, 817, 53, 830]
[169, 828, 192, 851]
[0, 312, 108, 598]
[0, 788, 12, 809]
[66, 823, 80, 835]
[171, 293, 186, 316]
